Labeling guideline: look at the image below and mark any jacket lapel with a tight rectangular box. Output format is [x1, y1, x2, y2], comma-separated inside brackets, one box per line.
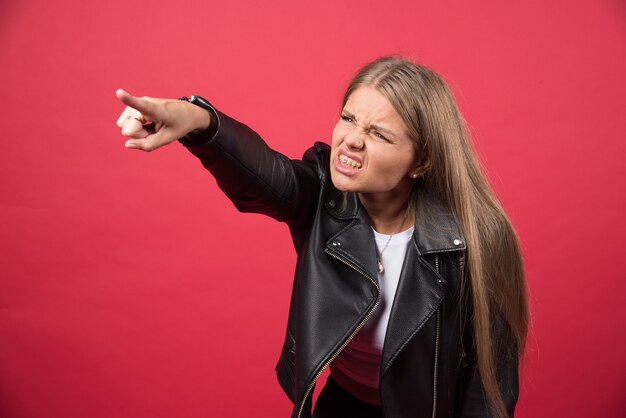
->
[380, 194, 465, 374]
[325, 215, 379, 281]
[324, 190, 379, 279]
[380, 241, 445, 375]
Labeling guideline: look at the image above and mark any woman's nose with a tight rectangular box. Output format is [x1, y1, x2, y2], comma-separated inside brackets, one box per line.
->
[345, 132, 364, 150]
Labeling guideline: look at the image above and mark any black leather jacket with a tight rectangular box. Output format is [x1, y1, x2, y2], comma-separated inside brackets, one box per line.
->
[183, 106, 519, 418]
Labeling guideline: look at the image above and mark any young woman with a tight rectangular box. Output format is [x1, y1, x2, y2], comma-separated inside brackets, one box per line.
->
[116, 57, 528, 418]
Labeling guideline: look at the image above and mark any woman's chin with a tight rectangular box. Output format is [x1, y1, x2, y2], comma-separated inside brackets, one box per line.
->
[331, 180, 351, 192]
[330, 172, 358, 192]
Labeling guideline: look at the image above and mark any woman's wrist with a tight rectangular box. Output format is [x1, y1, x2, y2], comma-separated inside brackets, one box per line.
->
[177, 96, 220, 147]
[183, 100, 213, 134]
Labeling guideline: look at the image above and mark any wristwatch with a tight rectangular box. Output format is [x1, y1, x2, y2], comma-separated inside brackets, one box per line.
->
[179, 95, 212, 109]
[178, 95, 219, 146]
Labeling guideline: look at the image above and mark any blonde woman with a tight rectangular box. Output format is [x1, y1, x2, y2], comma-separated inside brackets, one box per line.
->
[116, 57, 528, 418]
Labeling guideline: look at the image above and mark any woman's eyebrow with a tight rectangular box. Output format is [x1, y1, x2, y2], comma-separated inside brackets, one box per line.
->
[370, 123, 397, 138]
[342, 109, 356, 119]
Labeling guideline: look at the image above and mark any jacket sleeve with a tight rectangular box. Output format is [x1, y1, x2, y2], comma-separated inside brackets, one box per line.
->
[180, 104, 323, 227]
[455, 312, 520, 418]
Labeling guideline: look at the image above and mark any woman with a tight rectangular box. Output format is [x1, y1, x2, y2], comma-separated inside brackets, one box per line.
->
[116, 57, 528, 418]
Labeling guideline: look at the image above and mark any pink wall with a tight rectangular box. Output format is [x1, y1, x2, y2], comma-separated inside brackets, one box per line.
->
[1, 0, 625, 416]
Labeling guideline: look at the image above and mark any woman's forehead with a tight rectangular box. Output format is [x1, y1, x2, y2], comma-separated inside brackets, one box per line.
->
[345, 87, 403, 123]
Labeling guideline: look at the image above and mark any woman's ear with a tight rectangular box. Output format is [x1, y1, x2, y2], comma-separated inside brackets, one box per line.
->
[409, 159, 431, 179]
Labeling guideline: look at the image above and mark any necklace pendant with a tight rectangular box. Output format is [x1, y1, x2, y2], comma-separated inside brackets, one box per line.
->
[377, 258, 384, 274]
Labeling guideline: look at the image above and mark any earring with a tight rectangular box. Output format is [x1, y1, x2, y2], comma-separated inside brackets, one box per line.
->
[411, 173, 419, 179]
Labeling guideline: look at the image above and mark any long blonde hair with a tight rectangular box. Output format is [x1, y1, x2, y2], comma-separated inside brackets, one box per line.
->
[343, 57, 528, 417]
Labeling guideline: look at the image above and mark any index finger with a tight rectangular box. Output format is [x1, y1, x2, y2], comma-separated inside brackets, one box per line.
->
[115, 89, 159, 119]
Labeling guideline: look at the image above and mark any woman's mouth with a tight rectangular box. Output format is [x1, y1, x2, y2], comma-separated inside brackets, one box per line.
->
[339, 154, 362, 169]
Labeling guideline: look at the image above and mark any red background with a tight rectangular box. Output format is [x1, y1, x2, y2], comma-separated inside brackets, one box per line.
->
[1, 0, 625, 416]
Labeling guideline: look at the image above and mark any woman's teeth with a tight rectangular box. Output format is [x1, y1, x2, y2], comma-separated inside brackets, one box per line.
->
[339, 155, 362, 168]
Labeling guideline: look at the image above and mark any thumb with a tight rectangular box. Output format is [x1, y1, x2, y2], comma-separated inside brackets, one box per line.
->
[115, 89, 159, 119]
[124, 127, 175, 152]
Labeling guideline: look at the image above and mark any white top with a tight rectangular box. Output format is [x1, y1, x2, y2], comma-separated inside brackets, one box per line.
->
[331, 226, 415, 388]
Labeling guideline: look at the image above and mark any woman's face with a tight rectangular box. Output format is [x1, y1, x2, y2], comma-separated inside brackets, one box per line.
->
[330, 86, 420, 203]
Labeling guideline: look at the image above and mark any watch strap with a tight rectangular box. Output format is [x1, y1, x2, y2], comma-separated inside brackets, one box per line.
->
[178, 95, 220, 146]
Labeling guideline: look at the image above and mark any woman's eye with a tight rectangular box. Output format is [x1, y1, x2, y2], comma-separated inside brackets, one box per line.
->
[373, 131, 389, 141]
[341, 115, 353, 123]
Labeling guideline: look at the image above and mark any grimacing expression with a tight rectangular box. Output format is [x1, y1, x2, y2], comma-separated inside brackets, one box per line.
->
[330, 86, 420, 201]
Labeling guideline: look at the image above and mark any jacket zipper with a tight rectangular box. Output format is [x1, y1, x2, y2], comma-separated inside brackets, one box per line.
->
[432, 255, 441, 418]
[296, 249, 380, 418]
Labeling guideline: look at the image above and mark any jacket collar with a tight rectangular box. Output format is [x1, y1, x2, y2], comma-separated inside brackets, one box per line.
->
[324, 189, 466, 256]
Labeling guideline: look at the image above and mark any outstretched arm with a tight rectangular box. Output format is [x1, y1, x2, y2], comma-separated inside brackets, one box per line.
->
[114, 90, 322, 227]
